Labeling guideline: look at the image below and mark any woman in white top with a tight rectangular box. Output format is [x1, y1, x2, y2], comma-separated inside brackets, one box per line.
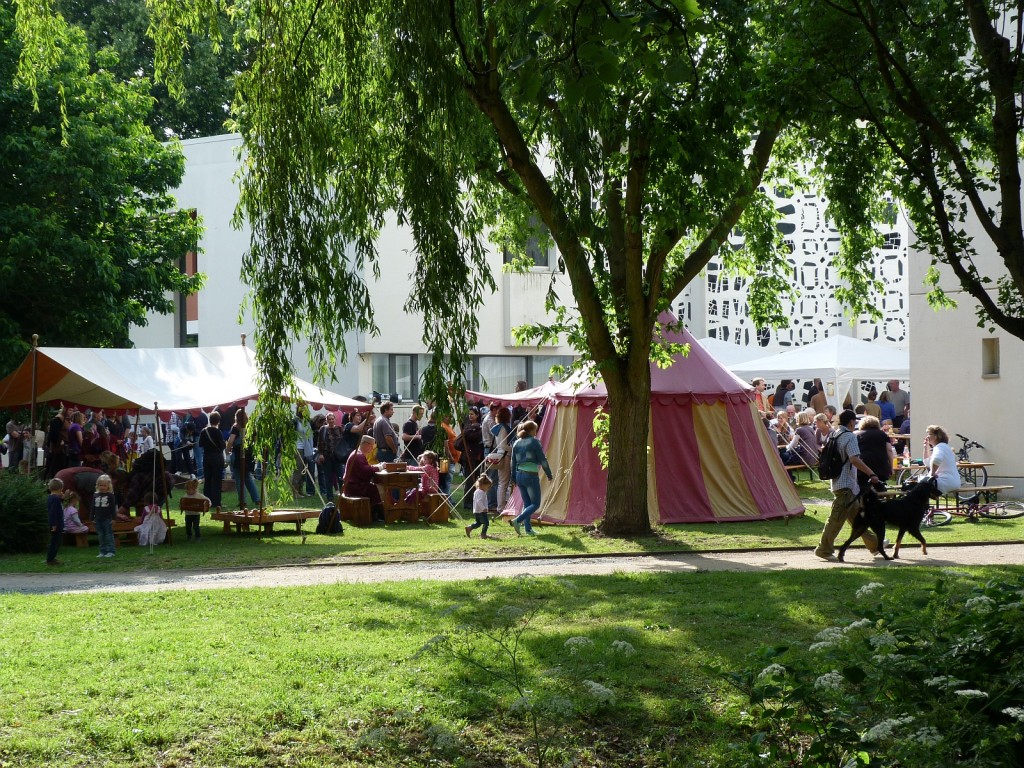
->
[923, 424, 959, 494]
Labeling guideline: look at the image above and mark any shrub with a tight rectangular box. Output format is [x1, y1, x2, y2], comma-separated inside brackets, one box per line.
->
[0, 473, 50, 553]
[725, 575, 1024, 767]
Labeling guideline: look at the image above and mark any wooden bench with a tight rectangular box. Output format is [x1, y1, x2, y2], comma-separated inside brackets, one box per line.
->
[784, 465, 817, 482]
[941, 485, 1014, 507]
[338, 495, 372, 526]
[63, 517, 177, 548]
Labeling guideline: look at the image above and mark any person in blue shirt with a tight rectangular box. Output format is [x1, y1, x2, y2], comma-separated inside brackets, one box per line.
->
[46, 477, 65, 566]
[509, 421, 553, 537]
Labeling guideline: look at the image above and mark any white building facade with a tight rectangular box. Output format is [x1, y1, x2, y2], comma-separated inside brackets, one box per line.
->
[137, 134, 909, 404]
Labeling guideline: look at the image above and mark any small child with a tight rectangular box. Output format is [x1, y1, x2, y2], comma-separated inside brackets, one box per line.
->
[62, 491, 89, 534]
[92, 474, 118, 558]
[405, 450, 441, 505]
[182, 477, 211, 542]
[134, 492, 168, 547]
[46, 478, 64, 566]
[465, 474, 493, 539]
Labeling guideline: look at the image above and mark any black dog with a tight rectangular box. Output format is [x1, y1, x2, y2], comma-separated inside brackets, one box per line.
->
[837, 480, 939, 562]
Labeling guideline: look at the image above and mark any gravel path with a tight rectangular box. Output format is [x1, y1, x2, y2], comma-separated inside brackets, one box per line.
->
[2, 543, 1021, 595]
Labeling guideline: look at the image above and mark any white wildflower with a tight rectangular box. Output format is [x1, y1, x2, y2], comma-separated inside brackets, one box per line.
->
[609, 640, 636, 657]
[814, 671, 845, 692]
[564, 636, 595, 655]
[910, 727, 942, 746]
[954, 689, 988, 699]
[539, 694, 575, 718]
[856, 582, 884, 598]
[815, 627, 845, 642]
[1001, 601, 1023, 611]
[356, 727, 388, 747]
[965, 596, 995, 612]
[757, 663, 787, 681]
[845, 617, 873, 632]
[862, 716, 914, 742]
[925, 676, 966, 689]
[869, 632, 897, 650]
[1001, 707, 1024, 722]
[497, 605, 526, 622]
[811, 626, 847, 649]
[425, 724, 458, 752]
[582, 680, 616, 704]
[509, 696, 533, 715]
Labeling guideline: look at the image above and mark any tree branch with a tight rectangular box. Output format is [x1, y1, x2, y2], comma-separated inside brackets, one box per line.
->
[664, 120, 783, 304]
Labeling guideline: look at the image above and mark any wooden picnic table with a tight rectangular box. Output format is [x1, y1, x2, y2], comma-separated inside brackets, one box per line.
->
[210, 509, 320, 534]
[375, 470, 423, 523]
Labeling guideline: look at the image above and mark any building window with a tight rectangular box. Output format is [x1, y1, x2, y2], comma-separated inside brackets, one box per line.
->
[982, 337, 1000, 378]
[478, 356, 527, 394]
[502, 217, 552, 268]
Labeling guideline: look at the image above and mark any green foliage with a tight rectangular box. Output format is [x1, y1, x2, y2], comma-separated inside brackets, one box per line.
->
[727, 575, 1024, 767]
[789, 0, 1024, 341]
[141, 0, 810, 535]
[0, 5, 203, 373]
[56, 0, 250, 139]
[0, 473, 49, 553]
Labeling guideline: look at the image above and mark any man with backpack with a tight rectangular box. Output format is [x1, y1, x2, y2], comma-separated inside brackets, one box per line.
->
[814, 409, 882, 561]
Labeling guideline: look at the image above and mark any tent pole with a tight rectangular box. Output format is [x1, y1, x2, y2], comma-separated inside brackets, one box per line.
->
[29, 334, 38, 472]
[155, 402, 171, 522]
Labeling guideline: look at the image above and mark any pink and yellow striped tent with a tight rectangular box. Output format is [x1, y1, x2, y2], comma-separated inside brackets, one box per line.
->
[505, 321, 804, 525]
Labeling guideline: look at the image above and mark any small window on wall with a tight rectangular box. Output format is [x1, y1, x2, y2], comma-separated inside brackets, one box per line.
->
[982, 337, 1000, 378]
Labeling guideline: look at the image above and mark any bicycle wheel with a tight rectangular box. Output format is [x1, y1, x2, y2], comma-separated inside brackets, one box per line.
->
[978, 501, 1024, 520]
[922, 510, 953, 527]
[896, 466, 924, 486]
[958, 464, 989, 488]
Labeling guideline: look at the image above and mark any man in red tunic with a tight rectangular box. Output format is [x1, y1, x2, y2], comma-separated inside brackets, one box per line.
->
[343, 435, 385, 522]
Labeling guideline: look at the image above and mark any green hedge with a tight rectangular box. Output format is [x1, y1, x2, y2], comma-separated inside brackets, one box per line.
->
[0, 473, 50, 554]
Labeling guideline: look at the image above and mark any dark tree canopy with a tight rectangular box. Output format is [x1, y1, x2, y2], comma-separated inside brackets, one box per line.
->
[791, 0, 1024, 339]
[145, 0, 808, 532]
[0, 5, 202, 374]
[55, 0, 248, 139]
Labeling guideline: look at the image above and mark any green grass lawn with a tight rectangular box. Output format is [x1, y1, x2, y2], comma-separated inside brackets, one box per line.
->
[2, 566, 1020, 767]
[3, 479, 1021, 573]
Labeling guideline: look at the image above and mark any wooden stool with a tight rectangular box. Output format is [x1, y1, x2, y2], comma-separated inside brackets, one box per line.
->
[423, 493, 448, 523]
[339, 495, 371, 526]
[336, 494, 352, 522]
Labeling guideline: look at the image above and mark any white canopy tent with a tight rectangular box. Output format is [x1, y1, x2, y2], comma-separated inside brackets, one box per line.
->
[727, 335, 910, 409]
[695, 337, 773, 368]
[0, 345, 369, 415]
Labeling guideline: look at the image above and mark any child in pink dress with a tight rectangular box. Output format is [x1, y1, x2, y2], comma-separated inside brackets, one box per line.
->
[405, 450, 441, 505]
[62, 491, 89, 534]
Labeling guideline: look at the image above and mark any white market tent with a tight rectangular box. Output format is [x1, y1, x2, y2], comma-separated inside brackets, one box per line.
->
[0, 345, 370, 415]
[727, 335, 909, 408]
[695, 337, 772, 367]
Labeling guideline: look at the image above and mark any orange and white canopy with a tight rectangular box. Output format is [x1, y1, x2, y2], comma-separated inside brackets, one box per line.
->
[0, 345, 370, 416]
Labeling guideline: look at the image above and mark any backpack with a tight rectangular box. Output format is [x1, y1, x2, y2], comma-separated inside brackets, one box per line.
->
[817, 429, 847, 481]
[316, 503, 343, 535]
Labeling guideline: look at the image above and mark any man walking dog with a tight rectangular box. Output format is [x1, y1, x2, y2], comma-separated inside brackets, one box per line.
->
[815, 409, 882, 560]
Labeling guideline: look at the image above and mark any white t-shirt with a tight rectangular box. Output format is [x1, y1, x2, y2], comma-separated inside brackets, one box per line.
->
[928, 441, 960, 493]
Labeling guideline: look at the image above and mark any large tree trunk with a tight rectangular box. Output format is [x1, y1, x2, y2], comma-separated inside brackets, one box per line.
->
[600, 355, 653, 536]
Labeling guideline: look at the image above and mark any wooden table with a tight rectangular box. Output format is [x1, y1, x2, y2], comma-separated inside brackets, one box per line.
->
[899, 460, 994, 487]
[211, 509, 319, 534]
[375, 471, 422, 523]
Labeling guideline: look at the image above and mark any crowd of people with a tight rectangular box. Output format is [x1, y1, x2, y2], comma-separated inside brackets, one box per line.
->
[750, 376, 963, 561]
